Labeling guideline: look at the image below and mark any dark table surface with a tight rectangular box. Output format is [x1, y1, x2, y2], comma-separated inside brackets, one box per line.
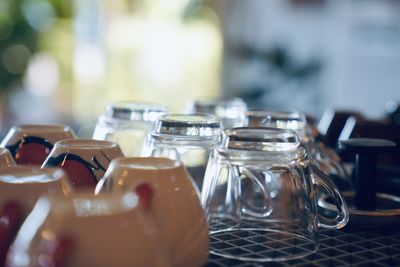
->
[205, 225, 400, 267]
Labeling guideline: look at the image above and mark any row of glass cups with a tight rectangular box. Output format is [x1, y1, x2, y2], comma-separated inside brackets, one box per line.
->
[93, 99, 349, 185]
[0, 124, 209, 267]
[93, 100, 349, 261]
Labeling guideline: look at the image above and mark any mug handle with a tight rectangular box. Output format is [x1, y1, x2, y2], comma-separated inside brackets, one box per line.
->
[310, 163, 349, 229]
[236, 166, 273, 218]
[0, 201, 23, 267]
[34, 236, 74, 267]
[134, 183, 154, 211]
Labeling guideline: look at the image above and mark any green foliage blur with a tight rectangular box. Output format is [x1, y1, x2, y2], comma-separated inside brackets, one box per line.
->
[0, 0, 72, 93]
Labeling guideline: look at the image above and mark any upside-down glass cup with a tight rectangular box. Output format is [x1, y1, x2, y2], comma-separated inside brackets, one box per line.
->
[7, 185, 171, 267]
[1, 124, 76, 166]
[245, 110, 349, 183]
[201, 127, 349, 262]
[42, 139, 124, 188]
[142, 114, 222, 192]
[93, 101, 167, 156]
[96, 157, 209, 267]
[187, 97, 247, 128]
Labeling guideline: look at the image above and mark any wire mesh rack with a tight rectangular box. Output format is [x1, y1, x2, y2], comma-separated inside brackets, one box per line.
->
[205, 225, 400, 267]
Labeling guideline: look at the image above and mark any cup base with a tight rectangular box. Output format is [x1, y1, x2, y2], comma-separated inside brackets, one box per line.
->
[209, 228, 317, 262]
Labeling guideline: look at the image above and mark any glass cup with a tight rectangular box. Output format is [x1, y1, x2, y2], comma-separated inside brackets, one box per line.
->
[93, 101, 167, 156]
[1, 124, 76, 166]
[0, 166, 71, 264]
[42, 139, 124, 189]
[142, 113, 223, 192]
[187, 97, 247, 128]
[245, 110, 349, 183]
[0, 148, 16, 167]
[96, 157, 209, 267]
[201, 127, 349, 262]
[7, 185, 171, 267]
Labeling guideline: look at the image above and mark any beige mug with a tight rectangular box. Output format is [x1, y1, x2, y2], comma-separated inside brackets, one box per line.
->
[96, 157, 209, 267]
[0, 166, 72, 214]
[7, 184, 171, 267]
[1, 124, 76, 166]
[42, 139, 124, 189]
[0, 166, 72, 265]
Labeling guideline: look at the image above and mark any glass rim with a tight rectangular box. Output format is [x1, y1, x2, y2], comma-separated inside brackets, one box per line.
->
[154, 113, 222, 137]
[105, 101, 167, 122]
[189, 97, 247, 117]
[191, 97, 247, 108]
[246, 109, 306, 119]
[224, 127, 301, 152]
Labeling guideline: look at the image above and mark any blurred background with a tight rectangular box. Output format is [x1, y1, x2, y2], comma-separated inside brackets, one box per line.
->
[1, 0, 399, 137]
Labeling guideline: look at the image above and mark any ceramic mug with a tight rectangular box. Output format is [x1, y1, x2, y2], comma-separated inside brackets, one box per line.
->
[1, 124, 76, 166]
[42, 139, 124, 188]
[7, 184, 171, 267]
[0, 166, 72, 266]
[0, 148, 16, 167]
[0, 166, 71, 214]
[96, 157, 209, 267]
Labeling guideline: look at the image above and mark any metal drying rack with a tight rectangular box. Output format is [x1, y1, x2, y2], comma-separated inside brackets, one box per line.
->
[205, 221, 400, 266]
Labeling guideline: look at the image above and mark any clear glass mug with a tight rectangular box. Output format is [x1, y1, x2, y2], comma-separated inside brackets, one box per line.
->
[187, 97, 247, 128]
[93, 101, 167, 156]
[142, 114, 222, 192]
[245, 110, 349, 184]
[201, 127, 349, 262]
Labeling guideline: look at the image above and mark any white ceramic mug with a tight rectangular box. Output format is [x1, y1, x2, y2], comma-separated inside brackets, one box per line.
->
[1, 124, 76, 166]
[0, 166, 72, 265]
[42, 139, 124, 189]
[96, 157, 209, 267]
[7, 184, 171, 267]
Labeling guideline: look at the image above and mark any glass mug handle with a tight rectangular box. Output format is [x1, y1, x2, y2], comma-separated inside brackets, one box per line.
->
[237, 166, 273, 218]
[310, 163, 349, 229]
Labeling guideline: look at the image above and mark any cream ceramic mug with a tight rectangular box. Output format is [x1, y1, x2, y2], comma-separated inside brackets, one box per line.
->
[0, 166, 71, 266]
[0, 166, 71, 213]
[42, 139, 124, 188]
[6, 185, 171, 267]
[1, 124, 76, 166]
[96, 157, 209, 267]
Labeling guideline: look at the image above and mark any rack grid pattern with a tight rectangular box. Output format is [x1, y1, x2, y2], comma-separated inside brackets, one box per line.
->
[205, 226, 400, 267]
